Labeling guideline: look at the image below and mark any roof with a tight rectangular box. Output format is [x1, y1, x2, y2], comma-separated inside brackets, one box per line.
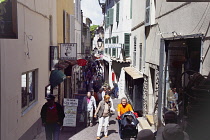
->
[123, 67, 143, 79]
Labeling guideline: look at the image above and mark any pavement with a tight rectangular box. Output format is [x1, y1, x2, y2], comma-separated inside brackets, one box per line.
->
[34, 98, 137, 140]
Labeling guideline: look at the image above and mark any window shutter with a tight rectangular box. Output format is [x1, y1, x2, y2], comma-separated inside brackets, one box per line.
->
[130, 0, 132, 19]
[124, 33, 130, 57]
[145, 0, 150, 26]
[109, 48, 111, 55]
[105, 48, 108, 54]
[117, 36, 119, 43]
[116, 3, 120, 22]
[112, 37, 116, 44]
[112, 48, 116, 57]
[109, 38, 112, 44]
[109, 8, 114, 25]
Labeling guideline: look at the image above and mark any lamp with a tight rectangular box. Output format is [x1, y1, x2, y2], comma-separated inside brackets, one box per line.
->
[93, 47, 98, 54]
[98, 0, 106, 6]
[97, 37, 103, 48]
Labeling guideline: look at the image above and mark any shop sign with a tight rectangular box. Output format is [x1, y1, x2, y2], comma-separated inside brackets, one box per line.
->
[0, 0, 18, 39]
[167, 0, 210, 1]
[60, 43, 77, 60]
[50, 46, 59, 71]
[77, 59, 88, 66]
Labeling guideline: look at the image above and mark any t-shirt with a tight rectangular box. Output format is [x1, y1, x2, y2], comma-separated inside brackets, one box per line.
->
[117, 103, 133, 116]
[46, 104, 59, 123]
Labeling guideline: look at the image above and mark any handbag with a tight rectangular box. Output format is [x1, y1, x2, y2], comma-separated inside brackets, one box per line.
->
[79, 113, 84, 122]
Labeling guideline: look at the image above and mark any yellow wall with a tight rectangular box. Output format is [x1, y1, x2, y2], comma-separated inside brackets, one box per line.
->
[57, 0, 74, 44]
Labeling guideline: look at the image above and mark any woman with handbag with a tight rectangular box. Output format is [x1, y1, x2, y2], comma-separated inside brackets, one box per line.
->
[94, 95, 111, 140]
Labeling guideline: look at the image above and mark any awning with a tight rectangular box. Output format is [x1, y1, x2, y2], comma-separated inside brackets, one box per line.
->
[50, 70, 66, 88]
[123, 67, 143, 79]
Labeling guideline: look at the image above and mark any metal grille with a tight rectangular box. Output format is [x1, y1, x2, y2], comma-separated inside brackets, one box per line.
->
[143, 76, 149, 116]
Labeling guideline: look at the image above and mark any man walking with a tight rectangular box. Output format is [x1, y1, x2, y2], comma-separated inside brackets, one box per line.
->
[82, 92, 97, 127]
[41, 94, 65, 140]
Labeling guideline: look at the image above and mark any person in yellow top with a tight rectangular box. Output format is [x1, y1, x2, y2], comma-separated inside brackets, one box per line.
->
[117, 97, 134, 139]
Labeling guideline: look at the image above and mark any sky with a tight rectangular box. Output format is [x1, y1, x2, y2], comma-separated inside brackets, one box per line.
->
[81, 0, 103, 25]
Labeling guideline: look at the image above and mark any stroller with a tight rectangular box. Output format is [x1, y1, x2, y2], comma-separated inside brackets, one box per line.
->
[120, 111, 139, 139]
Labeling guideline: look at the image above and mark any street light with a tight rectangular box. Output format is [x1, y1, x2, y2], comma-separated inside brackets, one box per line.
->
[98, 0, 106, 6]
[93, 47, 98, 54]
[97, 37, 103, 48]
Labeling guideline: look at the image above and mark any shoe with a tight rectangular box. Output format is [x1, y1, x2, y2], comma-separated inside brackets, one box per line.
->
[104, 135, 108, 138]
[96, 137, 100, 139]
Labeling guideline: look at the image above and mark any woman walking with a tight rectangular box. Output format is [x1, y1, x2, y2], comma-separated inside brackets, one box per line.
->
[94, 95, 112, 140]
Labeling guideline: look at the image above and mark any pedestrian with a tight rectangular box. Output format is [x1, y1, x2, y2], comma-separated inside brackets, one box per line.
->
[156, 124, 189, 140]
[94, 95, 112, 140]
[82, 92, 97, 127]
[40, 94, 65, 140]
[137, 129, 155, 140]
[172, 88, 179, 111]
[117, 97, 134, 139]
[112, 83, 119, 99]
[97, 88, 103, 105]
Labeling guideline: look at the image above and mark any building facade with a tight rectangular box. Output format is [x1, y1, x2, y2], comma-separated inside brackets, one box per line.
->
[0, 0, 57, 139]
[130, 0, 210, 139]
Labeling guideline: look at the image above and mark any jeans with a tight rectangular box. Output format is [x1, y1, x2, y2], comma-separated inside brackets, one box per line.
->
[45, 123, 61, 140]
[118, 120, 122, 139]
[84, 109, 93, 126]
[97, 116, 109, 137]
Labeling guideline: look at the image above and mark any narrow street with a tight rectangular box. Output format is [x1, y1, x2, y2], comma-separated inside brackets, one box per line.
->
[34, 99, 134, 140]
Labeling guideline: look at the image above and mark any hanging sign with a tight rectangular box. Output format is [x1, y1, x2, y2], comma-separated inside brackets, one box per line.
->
[60, 43, 77, 60]
[63, 98, 78, 127]
[0, 0, 18, 39]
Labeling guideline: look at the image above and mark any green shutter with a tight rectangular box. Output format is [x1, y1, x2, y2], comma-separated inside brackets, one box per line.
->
[112, 37, 116, 44]
[105, 39, 108, 44]
[106, 10, 110, 27]
[117, 36, 119, 43]
[116, 3, 119, 22]
[109, 8, 114, 25]
[130, 0, 132, 19]
[109, 48, 111, 55]
[112, 48, 116, 57]
[124, 33, 130, 57]
[109, 38, 112, 44]
[105, 48, 108, 54]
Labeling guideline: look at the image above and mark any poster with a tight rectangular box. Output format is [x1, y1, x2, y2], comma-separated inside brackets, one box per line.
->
[60, 43, 77, 60]
[63, 99, 78, 127]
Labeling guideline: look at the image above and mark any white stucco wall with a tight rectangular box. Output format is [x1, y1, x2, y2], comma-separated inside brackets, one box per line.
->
[0, 0, 56, 139]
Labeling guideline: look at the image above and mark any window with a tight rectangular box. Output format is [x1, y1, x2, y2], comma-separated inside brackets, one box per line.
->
[109, 48, 111, 55]
[124, 33, 130, 57]
[145, 0, 155, 26]
[109, 38, 112, 44]
[106, 10, 110, 28]
[21, 70, 37, 110]
[145, 0, 150, 25]
[105, 48, 108, 54]
[105, 38, 108, 44]
[116, 3, 120, 22]
[112, 37, 117, 44]
[139, 43, 143, 71]
[112, 48, 116, 57]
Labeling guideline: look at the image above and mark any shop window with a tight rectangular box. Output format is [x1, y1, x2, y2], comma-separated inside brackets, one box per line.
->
[21, 70, 37, 111]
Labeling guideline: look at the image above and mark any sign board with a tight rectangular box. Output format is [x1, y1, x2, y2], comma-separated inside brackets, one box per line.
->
[63, 98, 78, 127]
[60, 43, 77, 60]
[166, 0, 210, 1]
[63, 106, 77, 127]
[0, 0, 18, 39]
[63, 98, 78, 107]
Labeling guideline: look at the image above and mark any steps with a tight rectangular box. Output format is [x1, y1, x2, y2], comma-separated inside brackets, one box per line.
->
[137, 115, 156, 132]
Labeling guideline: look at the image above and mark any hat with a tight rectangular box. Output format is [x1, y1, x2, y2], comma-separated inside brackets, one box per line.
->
[156, 124, 189, 140]
[137, 129, 154, 140]
[45, 94, 55, 100]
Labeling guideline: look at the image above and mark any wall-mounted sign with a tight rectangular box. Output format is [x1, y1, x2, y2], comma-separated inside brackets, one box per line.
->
[0, 0, 18, 39]
[50, 46, 59, 71]
[60, 43, 77, 60]
[63, 98, 78, 107]
[167, 0, 210, 1]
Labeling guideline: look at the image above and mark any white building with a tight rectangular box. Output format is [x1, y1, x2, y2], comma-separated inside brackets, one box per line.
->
[0, 0, 57, 139]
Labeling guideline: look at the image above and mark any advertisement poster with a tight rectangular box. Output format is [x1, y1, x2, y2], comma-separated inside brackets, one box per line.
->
[63, 98, 78, 127]
[60, 43, 77, 60]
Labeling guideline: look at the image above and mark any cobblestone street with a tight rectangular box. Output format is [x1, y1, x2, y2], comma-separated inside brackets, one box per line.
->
[34, 99, 124, 140]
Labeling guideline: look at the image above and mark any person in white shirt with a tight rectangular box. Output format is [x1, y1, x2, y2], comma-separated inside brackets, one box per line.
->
[82, 92, 97, 127]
